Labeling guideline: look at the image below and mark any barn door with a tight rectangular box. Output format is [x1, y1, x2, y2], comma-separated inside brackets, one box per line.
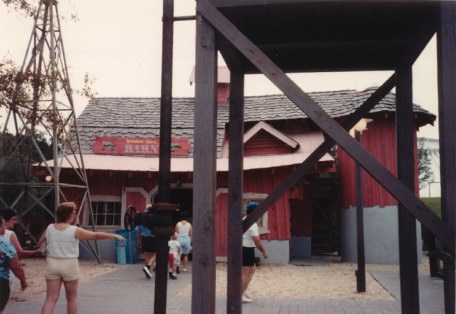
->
[310, 179, 339, 255]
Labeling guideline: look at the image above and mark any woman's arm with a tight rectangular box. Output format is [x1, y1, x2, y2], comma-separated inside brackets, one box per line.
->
[252, 236, 268, 259]
[10, 232, 40, 257]
[9, 254, 28, 290]
[75, 227, 126, 242]
[38, 229, 46, 246]
[188, 225, 193, 239]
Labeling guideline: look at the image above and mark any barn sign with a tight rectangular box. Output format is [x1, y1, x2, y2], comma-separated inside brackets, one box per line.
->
[92, 137, 190, 156]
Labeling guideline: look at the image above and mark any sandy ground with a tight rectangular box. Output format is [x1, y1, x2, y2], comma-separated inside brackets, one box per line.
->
[181, 257, 430, 300]
[10, 255, 430, 303]
[9, 258, 121, 303]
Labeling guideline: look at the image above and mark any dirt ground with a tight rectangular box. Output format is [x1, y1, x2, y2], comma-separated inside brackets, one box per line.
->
[10, 255, 431, 303]
[9, 258, 121, 303]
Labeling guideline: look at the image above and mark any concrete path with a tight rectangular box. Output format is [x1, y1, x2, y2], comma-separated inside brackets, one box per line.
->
[6, 262, 445, 314]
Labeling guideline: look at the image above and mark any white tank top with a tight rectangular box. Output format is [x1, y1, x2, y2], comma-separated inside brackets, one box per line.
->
[3, 229, 13, 241]
[46, 224, 79, 258]
[176, 221, 191, 237]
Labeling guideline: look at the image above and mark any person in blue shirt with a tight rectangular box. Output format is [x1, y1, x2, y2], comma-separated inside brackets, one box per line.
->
[135, 205, 157, 279]
[0, 215, 28, 314]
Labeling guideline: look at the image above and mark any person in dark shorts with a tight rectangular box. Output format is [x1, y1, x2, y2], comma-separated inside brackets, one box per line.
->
[241, 202, 268, 303]
[136, 205, 157, 279]
[0, 215, 28, 313]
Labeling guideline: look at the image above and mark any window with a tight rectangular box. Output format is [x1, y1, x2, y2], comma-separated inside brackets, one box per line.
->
[91, 201, 121, 226]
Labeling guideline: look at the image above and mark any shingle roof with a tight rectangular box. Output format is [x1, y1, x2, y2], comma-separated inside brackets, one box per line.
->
[76, 87, 435, 156]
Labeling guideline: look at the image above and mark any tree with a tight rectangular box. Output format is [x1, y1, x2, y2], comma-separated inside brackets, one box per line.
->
[418, 144, 434, 190]
[2, 0, 35, 16]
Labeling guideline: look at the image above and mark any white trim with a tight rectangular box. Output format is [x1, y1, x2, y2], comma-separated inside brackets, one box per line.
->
[121, 187, 152, 227]
[244, 121, 299, 149]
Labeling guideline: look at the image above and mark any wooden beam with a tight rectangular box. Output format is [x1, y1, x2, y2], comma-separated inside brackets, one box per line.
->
[197, 0, 454, 251]
[243, 74, 396, 231]
[192, 10, 218, 314]
[209, 0, 335, 7]
[218, 36, 246, 72]
[396, 65, 420, 314]
[437, 3, 456, 313]
[227, 67, 244, 313]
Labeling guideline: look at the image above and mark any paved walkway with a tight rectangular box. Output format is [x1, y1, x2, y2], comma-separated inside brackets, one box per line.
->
[6, 262, 444, 314]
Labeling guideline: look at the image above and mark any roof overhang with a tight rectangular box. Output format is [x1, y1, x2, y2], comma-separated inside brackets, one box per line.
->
[213, 0, 439, 72]
[43, 131, 333, 172]
[42, 152, 333, 173]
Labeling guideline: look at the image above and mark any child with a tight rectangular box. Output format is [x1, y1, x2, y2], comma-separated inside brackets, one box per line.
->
[168, 233, 181, 280]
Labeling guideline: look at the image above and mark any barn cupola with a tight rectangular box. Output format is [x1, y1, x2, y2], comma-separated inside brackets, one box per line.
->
[189, 66, 230, 105]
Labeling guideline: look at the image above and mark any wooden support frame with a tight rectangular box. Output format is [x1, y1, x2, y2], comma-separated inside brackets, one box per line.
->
[437, 3, 456, 313]
[192, 11, 218, 314]
[227, 67, 245, 313]
[396, 65, 420, 313]
[196, 0, 454, 252]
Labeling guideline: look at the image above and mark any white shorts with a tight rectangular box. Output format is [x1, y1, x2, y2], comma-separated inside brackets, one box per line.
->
[45, 257, 80, 281]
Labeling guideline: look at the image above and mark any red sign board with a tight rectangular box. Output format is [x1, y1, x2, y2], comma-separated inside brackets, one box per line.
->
[92, 137, 190, 156]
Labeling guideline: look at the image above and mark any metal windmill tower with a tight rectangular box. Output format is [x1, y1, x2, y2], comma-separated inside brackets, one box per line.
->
[0, 0, 100, 261]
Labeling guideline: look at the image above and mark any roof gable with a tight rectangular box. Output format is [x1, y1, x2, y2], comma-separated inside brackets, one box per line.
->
[244, 121, 299, 156]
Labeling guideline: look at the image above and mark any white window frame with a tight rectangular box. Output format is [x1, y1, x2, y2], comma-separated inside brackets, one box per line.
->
[85, 195, 122, 229]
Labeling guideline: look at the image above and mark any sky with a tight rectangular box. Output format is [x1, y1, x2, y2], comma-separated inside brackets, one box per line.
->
[0, 0, 439, 139]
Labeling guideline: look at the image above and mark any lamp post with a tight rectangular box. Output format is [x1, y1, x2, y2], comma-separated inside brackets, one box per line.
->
[350, 118, 372, 293]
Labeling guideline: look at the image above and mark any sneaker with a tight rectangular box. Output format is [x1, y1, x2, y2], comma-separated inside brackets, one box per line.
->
[242, 294, 253, 303]
[143, 266, 151, 279]
[243, 291, 252, 299]
[169, 272, 177, 280]
[182, 268, 187, 272]
[176, 266, 180, 274]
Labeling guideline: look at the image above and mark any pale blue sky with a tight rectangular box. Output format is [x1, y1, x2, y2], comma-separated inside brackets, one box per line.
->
[0, 0, 439, 139]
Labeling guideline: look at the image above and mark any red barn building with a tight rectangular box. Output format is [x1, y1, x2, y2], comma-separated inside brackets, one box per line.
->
[56, 81, 434, 264]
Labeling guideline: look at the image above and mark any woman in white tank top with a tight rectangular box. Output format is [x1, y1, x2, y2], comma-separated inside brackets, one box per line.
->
[39, 202, 126, 314]
[175, 212, 192, 272]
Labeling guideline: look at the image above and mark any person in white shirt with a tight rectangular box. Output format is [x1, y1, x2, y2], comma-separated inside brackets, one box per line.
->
[241, 201, 268, 303]
[39, 202, 125, 314]
[175, 212, 192, 272]
[168, 233, 181, 279]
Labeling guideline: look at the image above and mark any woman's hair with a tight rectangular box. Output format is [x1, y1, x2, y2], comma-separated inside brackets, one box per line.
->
[180, 211, 189, 221]
[0, 215, 4, 226]
[0, 208, 16, 222]
[56, 202, 77, 223]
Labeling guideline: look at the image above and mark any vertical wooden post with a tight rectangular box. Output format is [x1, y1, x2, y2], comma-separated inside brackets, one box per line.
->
[437, 3, 456, 313]
[227, 68, 244, 313]
[158, 0, 174, 203]
[355, 130, 366, 293]
[192, 9, 218, 314]
[396, 65, 420, 314]
[154, 1, 174, 313]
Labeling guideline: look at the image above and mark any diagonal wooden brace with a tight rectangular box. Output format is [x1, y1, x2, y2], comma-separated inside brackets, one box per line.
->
[197, 0, 454, 252]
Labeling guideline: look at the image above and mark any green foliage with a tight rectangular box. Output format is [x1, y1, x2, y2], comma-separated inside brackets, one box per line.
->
[2, 0, 35, 16]
[421, 197, 441, 218]
[0, 132, 52, 205]
[418, 144, 434, 189]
